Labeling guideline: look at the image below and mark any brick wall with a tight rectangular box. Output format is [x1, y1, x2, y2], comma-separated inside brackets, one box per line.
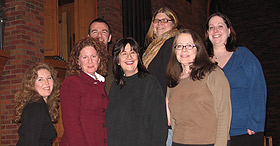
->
[0, 0, 44, 145]
[223, 1, 280, 145]
[97, 0, 123, 53]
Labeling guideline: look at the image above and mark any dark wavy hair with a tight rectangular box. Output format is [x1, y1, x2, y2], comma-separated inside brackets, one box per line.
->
[66, 37, 108, 77]
[112, 37, 149, 88]
[167, 29, 216, 88]
[14, 63, 60, 123]
[205, 12, 238, 57]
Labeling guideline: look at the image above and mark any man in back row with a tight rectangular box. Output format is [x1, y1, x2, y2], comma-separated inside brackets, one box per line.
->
[88, 18, 114, 93]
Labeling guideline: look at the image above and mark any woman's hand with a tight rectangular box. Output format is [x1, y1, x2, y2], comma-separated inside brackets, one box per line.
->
[247, 129, 256, 135]
[166, 97, 171, 126]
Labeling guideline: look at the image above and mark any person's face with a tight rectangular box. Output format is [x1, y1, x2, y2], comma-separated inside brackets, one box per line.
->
[175, 33, 197, 66]
[89, 22, 112, 45]
[118, 44, 138, 77]
[152, 13, 174, 37]
[34, 69, 54, 99]
[207, 16, 231, 47]
[78, 46, 100, 75]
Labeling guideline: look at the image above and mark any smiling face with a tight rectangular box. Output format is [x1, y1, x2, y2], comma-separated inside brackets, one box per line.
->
[207, 16, 231, 47]
[78, 46, 100, 75]
[118, 43, 138, 77]
[175, 33, 197, 66]
[34, 69, 54, 99]
[89, 22, 112, 45]
[152, 13, 174, 37]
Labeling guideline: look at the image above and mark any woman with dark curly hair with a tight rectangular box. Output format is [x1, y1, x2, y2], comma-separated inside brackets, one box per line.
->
[14, 63, 60, 146]
[60, 37, 109, 146]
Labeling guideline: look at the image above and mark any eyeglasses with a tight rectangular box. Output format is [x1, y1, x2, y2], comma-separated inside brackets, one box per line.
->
[119, 51, 138, 58]
[153, 19, 173, 24]
[175, 44, 196, 51]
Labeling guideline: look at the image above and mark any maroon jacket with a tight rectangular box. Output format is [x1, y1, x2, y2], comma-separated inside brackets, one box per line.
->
[60, 71, 108, 146]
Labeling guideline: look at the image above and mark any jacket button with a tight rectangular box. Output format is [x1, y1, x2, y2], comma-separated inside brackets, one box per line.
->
[101, 94, 105, 98]
[102, 123, 106, 127]
[104, 139, 107, 143]
[102, 108, 105, 112]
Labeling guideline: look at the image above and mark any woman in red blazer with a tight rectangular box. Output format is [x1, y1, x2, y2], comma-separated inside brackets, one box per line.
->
[60, 37, 109, 146]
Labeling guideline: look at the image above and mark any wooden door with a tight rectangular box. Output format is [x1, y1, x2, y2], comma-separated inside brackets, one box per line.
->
[44, 0, 59, 56]
[74, 0, 97, 41]
[44, 59, 66, 146]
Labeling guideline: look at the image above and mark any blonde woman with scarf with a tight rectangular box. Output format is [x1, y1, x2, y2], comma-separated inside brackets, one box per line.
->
[142, 7, 179, 146]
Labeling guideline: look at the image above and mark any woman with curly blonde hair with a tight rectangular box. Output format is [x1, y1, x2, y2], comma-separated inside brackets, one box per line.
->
[60, 37, 109, 146]
[14, 63, 60, 146]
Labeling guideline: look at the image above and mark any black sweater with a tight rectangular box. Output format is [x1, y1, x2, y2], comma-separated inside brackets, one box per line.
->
[17, 98, 57, 146]
[106, 73, 168, 146]
[148, 37, 175, 96]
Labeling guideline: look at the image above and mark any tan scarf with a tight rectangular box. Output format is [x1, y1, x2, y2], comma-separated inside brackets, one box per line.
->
[142, 29, 178, 68]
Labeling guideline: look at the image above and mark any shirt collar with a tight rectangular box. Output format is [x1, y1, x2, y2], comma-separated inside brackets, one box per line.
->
[84, 71, 105, 82]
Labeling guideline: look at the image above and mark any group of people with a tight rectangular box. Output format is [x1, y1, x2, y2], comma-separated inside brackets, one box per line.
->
[14, 7, 267, 146]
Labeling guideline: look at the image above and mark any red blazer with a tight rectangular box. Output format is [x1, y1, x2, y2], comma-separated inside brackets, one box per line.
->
[60, 71, 108, 146]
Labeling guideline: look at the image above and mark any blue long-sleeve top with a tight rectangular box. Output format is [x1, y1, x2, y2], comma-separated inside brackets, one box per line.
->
[222, 46, 267, 136]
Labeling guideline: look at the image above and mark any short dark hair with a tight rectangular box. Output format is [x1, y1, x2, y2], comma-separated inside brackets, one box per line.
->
[88, 18, 111, 35]
[112, 37, 149, 88]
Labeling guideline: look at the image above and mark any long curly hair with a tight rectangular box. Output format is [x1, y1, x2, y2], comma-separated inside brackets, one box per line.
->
[66, 37, 108, 77]
[14, 63, 60, 123]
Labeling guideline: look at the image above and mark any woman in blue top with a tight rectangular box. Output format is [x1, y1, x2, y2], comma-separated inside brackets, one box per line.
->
[205, 12, 267, 146]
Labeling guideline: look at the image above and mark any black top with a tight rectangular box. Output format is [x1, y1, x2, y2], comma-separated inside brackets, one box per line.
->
[17, 98, 57, 146]
[106, 73, 168, 146]
[148, 37, 175, 96]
